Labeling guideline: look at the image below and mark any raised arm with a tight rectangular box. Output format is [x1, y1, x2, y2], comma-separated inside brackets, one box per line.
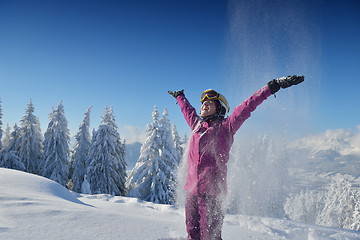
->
[168, 90, 200, 131]
[225, 85, 272, 134]
[225, 75, 304, 134]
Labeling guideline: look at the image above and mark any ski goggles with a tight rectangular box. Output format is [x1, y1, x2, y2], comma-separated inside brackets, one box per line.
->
[200, 89, 220, 102]
[200, 89, 228, 105]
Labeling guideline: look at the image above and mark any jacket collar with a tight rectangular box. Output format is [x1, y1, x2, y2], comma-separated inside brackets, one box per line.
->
[202, 114, 224, 125]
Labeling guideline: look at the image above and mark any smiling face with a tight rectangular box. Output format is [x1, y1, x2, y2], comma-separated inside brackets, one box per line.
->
[200, 100, 217, 118]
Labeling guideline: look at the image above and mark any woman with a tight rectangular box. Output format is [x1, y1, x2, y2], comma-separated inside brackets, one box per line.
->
[168, 75, 304, 240]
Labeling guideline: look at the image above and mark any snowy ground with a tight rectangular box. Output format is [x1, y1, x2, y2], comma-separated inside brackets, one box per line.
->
[1, 168, 359, 240]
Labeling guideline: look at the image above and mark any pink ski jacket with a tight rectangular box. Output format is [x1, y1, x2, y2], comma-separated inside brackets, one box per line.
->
[177, 85, 272, 197]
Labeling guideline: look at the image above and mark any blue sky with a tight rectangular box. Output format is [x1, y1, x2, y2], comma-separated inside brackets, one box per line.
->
[0, 0, 359, 143]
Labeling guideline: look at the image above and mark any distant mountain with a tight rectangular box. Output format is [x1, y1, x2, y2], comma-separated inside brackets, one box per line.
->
[125, 142, 142, 171]
[290, 128, 360, 156]
[283, 127, 360, 192]
[288, 127, 360, 176]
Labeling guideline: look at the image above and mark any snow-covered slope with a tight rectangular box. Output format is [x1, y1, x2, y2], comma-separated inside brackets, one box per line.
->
[1, 168, 359, 240]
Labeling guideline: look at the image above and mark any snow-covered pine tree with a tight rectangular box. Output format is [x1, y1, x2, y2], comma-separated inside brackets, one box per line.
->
[38, 106, 56, 175]
[40, 101, 70, 186]
[127, 106, 177, 204]
[351, 198, 360, 231]
[84, 128, 97, 172]
[86, 106, 127, 196]
[18, 99, 43, 174]
[127, 106, 162, 201]
[338, 181, 358, 230]
[171, 123, 183, 165]
[38, 106, 57, 173]
[317, 178, 358, 229]
[0, 124, 25, 171]
[284, 189, 325, 224]
[285, 177, 360, 231]
[2, 124, 11, 149]
[70, 106, 92, 193]
[159, 108, 178, 201]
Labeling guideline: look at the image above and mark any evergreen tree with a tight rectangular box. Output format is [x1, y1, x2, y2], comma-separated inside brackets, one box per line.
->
[159, 108, 178, 166]
[351, 198, 360, 230]
[2, 124, 11, 149]
[84, 128, 97, 171]
[171, 123, 183, 164]
[127, 106, 177, 204]
[338, 182, 358, 230]
[317, 179, 358, 229]
[86, 106, 127, 195]
[0, 124, 25, 171]
[40, 102, 70, 186]
[159, 108, 178, 202]
[18, 99, 43, 174]
[285, 177, 360, 231]
[284, 189, 324, 224]
[70, 106, 92, 192]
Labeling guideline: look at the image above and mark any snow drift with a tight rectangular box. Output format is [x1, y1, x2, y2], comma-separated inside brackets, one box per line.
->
[1, 167, 360, 240]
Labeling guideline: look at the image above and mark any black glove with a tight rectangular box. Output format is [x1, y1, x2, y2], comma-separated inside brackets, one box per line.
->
[168, 89, 184, 98]
[268, 75, 304, 94]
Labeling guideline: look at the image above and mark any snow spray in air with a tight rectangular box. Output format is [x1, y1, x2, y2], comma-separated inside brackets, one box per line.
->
[174, 0, 321, 219]
[223, 0, 321, 217]
[175, 136, 190, 207]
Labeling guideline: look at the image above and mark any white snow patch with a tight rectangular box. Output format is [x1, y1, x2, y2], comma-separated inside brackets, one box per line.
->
[1, 168, 359, 240]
